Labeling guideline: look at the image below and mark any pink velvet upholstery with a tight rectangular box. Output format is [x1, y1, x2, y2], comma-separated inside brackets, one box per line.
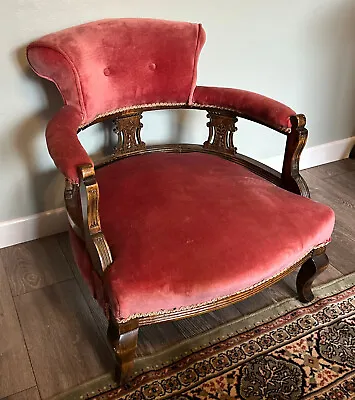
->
[193, 86, 296, 131]
[69, 227, 95, 295]
[46, 105, 92, 181]
[27, 19, 206, 125]
[69, 227, 106, 310]
[70, 152, 334, 321]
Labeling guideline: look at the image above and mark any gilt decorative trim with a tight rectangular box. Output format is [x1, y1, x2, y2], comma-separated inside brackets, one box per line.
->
[79, 102, 187, 128]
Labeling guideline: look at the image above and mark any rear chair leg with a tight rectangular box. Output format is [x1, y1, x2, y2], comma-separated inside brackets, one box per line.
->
[296, 247, 329, 303]
[107, 315, 139, 386]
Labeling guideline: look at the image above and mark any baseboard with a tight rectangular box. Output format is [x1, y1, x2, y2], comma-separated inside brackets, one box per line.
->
[262, 136, 355, 172]
[0, 207, 67, 249]
[1, 136, 354, 249]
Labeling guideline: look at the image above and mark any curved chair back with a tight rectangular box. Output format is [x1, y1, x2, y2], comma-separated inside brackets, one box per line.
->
[27, 18, 206, 125]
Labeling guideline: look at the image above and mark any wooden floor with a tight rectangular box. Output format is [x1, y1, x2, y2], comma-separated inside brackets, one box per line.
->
[1, 159, 354, 399]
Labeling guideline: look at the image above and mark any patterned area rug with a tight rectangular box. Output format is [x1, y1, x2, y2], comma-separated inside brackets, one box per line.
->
[52, 275, 355, 400]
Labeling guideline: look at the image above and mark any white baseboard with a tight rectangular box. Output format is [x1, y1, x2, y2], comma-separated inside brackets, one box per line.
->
[0, 136, 354, 249]
[262, 136, 355, 172]
[0, 207, 67, 249]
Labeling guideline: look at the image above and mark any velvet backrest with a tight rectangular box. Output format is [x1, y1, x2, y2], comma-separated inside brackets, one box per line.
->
[27, 18, 206, 125]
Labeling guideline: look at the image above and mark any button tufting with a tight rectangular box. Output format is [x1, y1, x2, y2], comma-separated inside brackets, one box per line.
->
[149, 63, 157, 71]
[103, 67, 111, 76]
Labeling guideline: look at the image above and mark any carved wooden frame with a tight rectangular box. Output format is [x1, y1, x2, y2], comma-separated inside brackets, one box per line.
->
[64, 105, 330, 385]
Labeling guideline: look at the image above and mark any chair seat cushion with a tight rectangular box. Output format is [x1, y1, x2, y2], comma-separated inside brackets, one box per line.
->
[79, 153, 334, 321]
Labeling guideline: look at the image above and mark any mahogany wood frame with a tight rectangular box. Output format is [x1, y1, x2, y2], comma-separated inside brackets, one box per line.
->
[64, 105, 330, 385]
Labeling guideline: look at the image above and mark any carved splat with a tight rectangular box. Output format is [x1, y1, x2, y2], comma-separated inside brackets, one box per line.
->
[203, 111, 238, 155]
[113, 112, 146, 155]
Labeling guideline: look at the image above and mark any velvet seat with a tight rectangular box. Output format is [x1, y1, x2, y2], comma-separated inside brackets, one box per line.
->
[75, 152, 333, 321]
[27, 18, 335, 385]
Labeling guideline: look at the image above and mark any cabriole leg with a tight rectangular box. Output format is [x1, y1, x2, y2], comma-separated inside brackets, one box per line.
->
[107, 315, 139, 386]
[296, 247, 329, 303]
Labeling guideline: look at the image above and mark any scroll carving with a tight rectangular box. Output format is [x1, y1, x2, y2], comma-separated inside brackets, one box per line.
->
[78, 164, 113, 275]
[281, 114, 310, 198]
[113, 112, 146, 155]
[203, 112, 238, 155]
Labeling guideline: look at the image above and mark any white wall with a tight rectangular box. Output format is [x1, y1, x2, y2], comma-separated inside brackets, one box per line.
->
[1, 0, 355, 222]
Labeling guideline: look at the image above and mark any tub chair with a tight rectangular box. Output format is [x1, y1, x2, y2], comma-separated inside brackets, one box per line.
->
[27, 18, 335, 385]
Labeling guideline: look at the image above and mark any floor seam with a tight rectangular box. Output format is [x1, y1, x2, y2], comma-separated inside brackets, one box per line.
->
[0, 386, 38, 400]
[12, 300, 42, 399]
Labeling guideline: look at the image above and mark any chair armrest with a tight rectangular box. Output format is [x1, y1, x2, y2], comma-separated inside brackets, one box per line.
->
[193, 86, 309, 197]
[46, 105, 93, 183]
[192, 86, 296, 132]
[78, 164, 113, 276]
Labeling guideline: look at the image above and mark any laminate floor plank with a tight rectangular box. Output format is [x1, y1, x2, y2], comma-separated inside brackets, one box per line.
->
[326, 228, 355, 276]
[305, 159, 355, 180]
[235, 291, 274, 316]
[302, 170, 355, 209]
[2, 387, 41, 400]
[14, 280, 114, 399]
[312, 263, 343, 285]
[301, 171, 355, 239]
[209, 303, 243, 323]
[2, 236, 73, 296]
[0, 259, 35, 399]
[138, 304, 243, 356]
[138, 323, 185, 356]
[324, 170, 355, 191]
[261, 280, 296, 303]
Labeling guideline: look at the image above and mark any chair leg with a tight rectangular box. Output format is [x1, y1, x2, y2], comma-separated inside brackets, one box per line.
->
[296, 248, 329, 303]
[107, 315, 139, 386]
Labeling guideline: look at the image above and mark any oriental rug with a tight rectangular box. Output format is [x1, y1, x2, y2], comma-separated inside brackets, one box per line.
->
[52, 274, 355, 400]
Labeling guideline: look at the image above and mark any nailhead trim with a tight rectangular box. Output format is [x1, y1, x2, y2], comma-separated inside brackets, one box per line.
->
[79, 102, 187, 128]
[114, 242, 330, 323]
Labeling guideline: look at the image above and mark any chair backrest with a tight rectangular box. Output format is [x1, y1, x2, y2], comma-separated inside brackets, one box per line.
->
[27, 18, 206, 125]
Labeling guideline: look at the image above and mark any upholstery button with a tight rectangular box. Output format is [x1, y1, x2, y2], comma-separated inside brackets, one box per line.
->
[103, 67, 111, 76]
[149, 63, 157, 71]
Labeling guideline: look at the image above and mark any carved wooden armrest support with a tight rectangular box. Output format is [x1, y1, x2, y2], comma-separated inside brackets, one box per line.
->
[78, 164, 113, 276]
[281, 114, 310, 197]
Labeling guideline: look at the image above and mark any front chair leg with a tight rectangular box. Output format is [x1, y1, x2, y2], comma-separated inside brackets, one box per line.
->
[296, 247, 329, 303]
[107, 316, 139, 386]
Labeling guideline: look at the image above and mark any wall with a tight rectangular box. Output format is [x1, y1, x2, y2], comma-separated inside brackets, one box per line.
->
[1, 0, 355, 223]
